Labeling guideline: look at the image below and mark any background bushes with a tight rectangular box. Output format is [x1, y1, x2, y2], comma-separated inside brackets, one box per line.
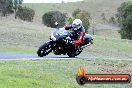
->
[42, 11, 66, 28]
[15, 6, 35, 22]
[0, 0, 14, 16]
[71, 9, 90, 32]
[116, 1, 132, 40]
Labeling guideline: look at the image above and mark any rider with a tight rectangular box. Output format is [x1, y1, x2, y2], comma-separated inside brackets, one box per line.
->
[64, 19, 85, 47]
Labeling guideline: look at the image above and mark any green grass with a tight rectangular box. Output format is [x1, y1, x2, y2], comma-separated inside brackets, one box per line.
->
[0, 23, 132, 59]
[80, 35, 132, 59]
[0, 17, 51, 54]
[93, 36, 132, 52]
[0, 59, 131, 88]
[0, 1, 131, 58]
[0, 1, 132, 88]
[0, 47, 36, 54]
[0, 35, 132, 60]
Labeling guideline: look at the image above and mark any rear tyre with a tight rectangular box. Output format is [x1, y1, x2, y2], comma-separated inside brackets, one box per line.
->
[37, 41, 53, 57]
[67, 52, 76, 57]
[67, 46, 83, 57]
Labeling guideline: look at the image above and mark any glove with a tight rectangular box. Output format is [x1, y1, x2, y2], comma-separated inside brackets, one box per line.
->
[73, 40, 81, 45]
[73, 40, 82, 47]
[73, 32, 84, 47]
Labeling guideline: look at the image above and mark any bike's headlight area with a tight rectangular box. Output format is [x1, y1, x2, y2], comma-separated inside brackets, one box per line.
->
[51, 33, 56, 41]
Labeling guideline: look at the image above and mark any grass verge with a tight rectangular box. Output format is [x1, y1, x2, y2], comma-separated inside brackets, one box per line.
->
[0, 59, 131, 88]
[0, 47, 36, 54]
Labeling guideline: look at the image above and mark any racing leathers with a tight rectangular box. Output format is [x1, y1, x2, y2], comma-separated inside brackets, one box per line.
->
[64, 24, 85, 47]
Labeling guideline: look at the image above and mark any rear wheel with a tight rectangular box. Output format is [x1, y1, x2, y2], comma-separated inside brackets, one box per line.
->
[67, 52, 76, 57]
[67, 46, 83, 57]
[37, 41, 53, 57]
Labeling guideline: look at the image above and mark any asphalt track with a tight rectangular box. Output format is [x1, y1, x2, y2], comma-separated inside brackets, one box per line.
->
[0, 52, 97, 60]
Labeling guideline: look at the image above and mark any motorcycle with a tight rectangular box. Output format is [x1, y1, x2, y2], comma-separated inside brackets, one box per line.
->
[37, 28, 93, 57]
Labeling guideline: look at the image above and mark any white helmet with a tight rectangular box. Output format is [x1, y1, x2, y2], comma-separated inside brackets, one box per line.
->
[72, 19, 82, 30]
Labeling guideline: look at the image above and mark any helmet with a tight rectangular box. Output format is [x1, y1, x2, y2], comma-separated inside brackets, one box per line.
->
[72, 19, 82, 30]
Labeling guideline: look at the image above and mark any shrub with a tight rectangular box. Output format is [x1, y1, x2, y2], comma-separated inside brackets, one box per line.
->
[116, 1, 132, 40]
[72, 9, 90, 33]
[67, 17, 74, 24]
[13, 0, 23, 15]
[16, 6, 35, 22]
[0, 0, 14, 16]
[42, 11, 66, 28]
[101, 13, 108, 23]
[72, 8, 81, 18]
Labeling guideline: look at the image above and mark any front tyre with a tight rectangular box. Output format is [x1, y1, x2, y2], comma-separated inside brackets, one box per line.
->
[37, 41, 53, 57]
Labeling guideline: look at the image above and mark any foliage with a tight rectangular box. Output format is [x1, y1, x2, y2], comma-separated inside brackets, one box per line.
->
[0, 0, 14, 16]
[101, 13, 108, 23]
[42, 11, 66, 28]
[116, 1, 132, 40]
[0, 0, 23, 17]
[67, 17, 74, 24]
[109, 16, 117, 25]
[13, 0, 23, 13]
[15, 6, 35, 22]
[72, 8, 81, 18]
[72, 9, 90, 32]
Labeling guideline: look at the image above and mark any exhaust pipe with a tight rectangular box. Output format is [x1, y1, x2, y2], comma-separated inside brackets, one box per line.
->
[81, 42, 93, 48]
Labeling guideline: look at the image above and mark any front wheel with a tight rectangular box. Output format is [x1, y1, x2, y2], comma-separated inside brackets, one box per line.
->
[37, 41, 53, 57]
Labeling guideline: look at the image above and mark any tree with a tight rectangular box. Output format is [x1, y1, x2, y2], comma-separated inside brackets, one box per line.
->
[42, 11, 66, 28]
[116, 1, 132, 40]
[72, 8, 81, 18]
[72, 9, 90, 33]
[101, 13, 108, 23]
[0, 0, 13, 16]
[13, 0, 23, 19]
[109, 16, 117, 25]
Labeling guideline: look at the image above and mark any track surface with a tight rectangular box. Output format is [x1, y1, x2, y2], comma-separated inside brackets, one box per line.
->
[0, 53, 97, 60]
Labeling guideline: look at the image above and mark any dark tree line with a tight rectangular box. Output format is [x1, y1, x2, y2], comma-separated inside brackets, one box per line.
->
[0, 0, 23, 16]
[0, 0, 14, 16]
[0, 0, 35, 22]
